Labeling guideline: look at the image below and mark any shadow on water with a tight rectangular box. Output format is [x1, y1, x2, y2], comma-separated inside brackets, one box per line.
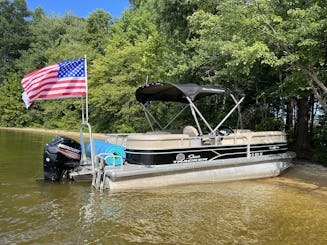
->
[0, 129, 327, 244]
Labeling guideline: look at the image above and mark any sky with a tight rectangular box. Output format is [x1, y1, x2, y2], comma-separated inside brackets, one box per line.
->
[25, 0, 131, 18]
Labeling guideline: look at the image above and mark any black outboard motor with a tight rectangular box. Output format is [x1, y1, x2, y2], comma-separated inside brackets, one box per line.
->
[43, 136, 81, 181]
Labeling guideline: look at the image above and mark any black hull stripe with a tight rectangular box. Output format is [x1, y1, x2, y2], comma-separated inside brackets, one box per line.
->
[126, 142, 288, 165]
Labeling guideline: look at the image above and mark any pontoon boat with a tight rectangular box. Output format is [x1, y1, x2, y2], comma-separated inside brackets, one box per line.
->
[43, 82, 295, 190]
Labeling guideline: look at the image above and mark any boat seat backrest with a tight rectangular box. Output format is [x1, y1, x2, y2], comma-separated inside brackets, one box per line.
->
[183, 125, 199, 137]
[221, 131, 286, 145]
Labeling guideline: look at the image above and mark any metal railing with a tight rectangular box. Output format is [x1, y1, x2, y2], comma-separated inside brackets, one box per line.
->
[104, 131, 287, 156]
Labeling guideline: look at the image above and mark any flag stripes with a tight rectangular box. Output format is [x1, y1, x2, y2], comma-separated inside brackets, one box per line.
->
[21, 58, 86, 108]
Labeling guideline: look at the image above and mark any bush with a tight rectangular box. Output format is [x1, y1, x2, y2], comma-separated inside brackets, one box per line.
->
[313, 145, 327, 166]
[255, 117, 283, 131]
[313, 115, 327, 166]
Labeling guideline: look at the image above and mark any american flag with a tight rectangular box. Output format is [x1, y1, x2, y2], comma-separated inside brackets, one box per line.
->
[21, 58, 86, 108]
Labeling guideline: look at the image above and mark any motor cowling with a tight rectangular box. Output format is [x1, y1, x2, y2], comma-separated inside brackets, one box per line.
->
[43, 136, 81, 181]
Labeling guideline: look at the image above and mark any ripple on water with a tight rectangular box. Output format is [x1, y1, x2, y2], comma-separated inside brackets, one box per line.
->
[1, 128, 327, 245]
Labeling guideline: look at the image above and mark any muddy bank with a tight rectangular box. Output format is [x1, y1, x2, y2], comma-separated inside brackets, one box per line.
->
[282, 160, 327, 187]
[258, 160, 327, 196]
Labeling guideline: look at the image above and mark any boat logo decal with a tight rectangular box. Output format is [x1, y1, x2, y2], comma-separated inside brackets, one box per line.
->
[175, 153, 185, 161]
[57, 143, 81, 160]
[173, 153, 208, 163]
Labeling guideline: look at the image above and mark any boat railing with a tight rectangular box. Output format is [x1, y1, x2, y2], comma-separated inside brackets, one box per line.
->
[105, 133, 136, 147]
[245, 132, 287, 158]
[96, 153, 124, 168]
[118, 133, 202, 148]
[79, 122, 96, 171]
[92, 153, 124, 190]
[104, 131, 287, 154]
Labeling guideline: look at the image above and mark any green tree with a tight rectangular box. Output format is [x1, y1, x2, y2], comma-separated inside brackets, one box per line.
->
[85, 9, 112, 54]
[0, 74, 41, 127]
[0, 0, 30, 83]
[187, 0, 326, 149]
[5, 10, 93, 130]
[89, 4, 167, 132]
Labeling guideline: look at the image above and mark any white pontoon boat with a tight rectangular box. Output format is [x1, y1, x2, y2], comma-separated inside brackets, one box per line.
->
[43, 82, 295, 190]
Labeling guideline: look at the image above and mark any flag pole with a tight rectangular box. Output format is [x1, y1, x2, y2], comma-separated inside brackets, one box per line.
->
[81, 97, 85, 123]
[84, 54, 89, 123]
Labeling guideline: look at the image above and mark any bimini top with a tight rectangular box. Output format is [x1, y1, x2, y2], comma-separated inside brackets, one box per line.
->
[136, 82, 241, 104]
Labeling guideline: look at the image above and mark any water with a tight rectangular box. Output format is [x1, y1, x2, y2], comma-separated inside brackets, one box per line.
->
[0, 129, 326, 244]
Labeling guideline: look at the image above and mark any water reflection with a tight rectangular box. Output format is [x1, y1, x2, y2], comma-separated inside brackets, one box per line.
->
[0, 129, 326, 244]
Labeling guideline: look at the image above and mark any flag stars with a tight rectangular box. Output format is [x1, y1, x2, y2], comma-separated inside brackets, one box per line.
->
[58, 58, 85, 78]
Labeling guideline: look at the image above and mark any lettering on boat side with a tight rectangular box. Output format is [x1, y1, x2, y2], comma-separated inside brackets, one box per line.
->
[58, 143, 80, 154]
[173, 153, 208, 163]
[57, 143, 81, 160]
[269, 145, 280, 150]
[250, 152, 263, 157]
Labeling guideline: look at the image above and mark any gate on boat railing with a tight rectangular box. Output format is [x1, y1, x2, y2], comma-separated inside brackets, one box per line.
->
[79, 123, 125, 191]
[79, 122, 96, 171]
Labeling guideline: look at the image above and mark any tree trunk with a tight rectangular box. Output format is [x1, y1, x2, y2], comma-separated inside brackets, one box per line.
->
[305, 69, 327, 113]
[285, 98, 294, 135]
[295, 97, 310, 151]
[309, 93, 315, 138]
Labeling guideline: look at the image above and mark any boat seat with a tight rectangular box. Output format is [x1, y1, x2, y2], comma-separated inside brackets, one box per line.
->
[126, 133, 194, 149]
[220, 131, 287, 145]
[183, 125, 199, 137]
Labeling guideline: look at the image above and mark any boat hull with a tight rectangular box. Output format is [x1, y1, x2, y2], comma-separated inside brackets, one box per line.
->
[87, 152, 295, 191]
[126, 142, 288, 165]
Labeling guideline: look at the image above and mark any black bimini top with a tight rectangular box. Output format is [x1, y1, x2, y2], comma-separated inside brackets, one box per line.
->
[135, 82, 234, 104]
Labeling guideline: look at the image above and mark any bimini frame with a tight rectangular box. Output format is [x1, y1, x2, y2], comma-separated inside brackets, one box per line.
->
[136, 82, 245, 136]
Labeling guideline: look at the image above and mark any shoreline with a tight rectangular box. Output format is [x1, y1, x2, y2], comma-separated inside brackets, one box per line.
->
[259, 159, 327, 196]
[1, 126, 326, 194]
[0, 126, 107, 140]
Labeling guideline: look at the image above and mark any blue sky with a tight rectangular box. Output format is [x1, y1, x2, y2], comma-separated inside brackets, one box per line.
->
[25, 0, 131, 18]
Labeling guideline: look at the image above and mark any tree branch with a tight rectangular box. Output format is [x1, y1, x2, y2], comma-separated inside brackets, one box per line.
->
[308, 79, 327, 113]
[313, 87, 327, 113]
[305, 68, 327, 94]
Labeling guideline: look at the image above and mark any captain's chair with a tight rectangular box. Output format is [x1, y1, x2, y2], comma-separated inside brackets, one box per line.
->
[183, 125, 199, 137]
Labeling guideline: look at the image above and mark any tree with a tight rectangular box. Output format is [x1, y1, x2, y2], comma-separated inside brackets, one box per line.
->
[89, 3, 167, 132]
[0, 0, 30, 83]
[187, 0, 326, 149]
[5, 10, 94, 130]
[85, 9, 112, 54]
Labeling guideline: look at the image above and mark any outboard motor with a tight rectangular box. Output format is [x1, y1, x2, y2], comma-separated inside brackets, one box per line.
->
[43, 136, 81, 181]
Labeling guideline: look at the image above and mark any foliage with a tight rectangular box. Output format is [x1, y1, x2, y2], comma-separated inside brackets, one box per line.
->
[313, 145, 327, 166]
[0, 0, 325, 158]
[255, 117, 283, 132]
[85, 9, 112, 54]
[88, 2, 167, 132]
[0, 0, 31, 83]
[0, 74, 40, 127]
[313, 114, 327, 165]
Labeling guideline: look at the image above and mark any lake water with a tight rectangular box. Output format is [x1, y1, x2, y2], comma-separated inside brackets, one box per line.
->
[0, 129, 326, 244]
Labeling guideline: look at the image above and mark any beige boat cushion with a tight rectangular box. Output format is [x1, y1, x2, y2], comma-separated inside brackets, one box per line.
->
[221, 131, 286, 145]
[126, 133, 196, 149]
[183, 125, 199, 137]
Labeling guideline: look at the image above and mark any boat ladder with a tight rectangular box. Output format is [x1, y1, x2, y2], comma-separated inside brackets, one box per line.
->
[92, 153, 124, 191]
